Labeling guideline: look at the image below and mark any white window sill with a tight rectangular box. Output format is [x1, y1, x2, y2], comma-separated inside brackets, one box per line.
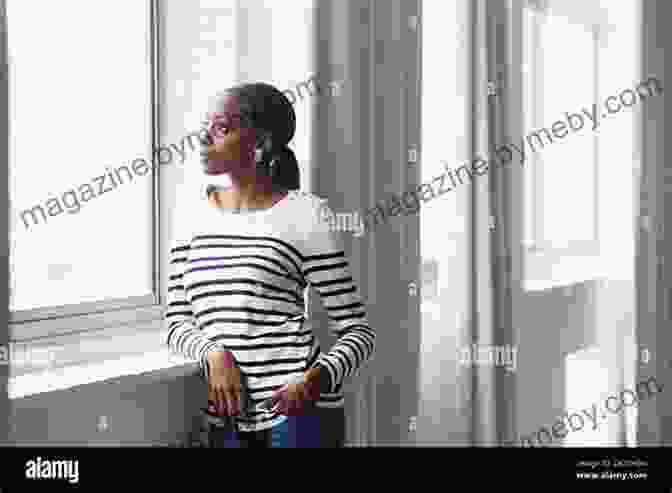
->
[8, 347, 197, 400]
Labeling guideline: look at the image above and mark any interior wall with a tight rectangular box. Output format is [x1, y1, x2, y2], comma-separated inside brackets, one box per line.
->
[10, 367, 204, 446]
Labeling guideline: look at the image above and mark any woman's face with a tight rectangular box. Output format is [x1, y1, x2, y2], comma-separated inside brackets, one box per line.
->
[200, 93, 258, 176]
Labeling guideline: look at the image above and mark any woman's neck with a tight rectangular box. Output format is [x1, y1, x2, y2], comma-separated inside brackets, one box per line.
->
[208, 170, 282, 212]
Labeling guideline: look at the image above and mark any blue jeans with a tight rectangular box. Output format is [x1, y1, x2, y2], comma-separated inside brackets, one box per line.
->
[210, 408, 345, 448]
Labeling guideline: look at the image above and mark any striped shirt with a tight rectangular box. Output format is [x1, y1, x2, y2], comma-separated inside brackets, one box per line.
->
[164, 188, 375, 432]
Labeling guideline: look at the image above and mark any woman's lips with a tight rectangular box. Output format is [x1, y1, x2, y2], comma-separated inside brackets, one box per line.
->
[201, 161, 226, 175]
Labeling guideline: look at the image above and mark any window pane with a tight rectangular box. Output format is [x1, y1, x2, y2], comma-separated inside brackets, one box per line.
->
[538, 13, 596, 248]
[8, 1, 154, 311]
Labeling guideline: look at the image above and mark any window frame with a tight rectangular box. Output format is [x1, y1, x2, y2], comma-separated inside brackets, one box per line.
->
[7, 0, 163, 343]
[519, 0, 613, 291]
[522, 0, 602, 258]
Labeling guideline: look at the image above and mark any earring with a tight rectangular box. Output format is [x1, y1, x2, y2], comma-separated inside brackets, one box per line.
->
[255, 148, 272, 177]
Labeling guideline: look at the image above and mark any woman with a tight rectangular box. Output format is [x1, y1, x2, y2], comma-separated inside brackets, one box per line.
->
[164, 82, 376, 448]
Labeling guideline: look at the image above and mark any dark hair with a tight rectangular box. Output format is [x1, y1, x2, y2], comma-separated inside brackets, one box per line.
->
[224, 82, 300, 190]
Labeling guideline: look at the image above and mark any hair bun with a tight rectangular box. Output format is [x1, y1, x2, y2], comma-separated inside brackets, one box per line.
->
[275, 144, 294, 159]
[272, 145, 299, 191]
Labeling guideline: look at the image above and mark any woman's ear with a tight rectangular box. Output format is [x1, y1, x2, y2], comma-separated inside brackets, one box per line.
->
[254, 147, 264, 163]
[256, 133, 274, 163]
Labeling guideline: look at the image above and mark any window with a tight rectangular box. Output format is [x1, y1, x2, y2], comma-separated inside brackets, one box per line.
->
[522, 1, 599, 255]
[6, 0, 320, 385]
[8, 1, 158, 340]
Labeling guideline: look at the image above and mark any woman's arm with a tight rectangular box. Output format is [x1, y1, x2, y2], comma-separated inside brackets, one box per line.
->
[164, 238, 226, 373]
[301, 197, 376, 393]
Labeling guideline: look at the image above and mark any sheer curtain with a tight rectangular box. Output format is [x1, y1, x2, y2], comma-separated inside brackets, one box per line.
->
[309, 0, 371, 446]
[416, 0, 473, 447]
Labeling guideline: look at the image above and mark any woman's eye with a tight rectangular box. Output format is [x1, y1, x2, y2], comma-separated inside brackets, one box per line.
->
[214, 123, 230, 135]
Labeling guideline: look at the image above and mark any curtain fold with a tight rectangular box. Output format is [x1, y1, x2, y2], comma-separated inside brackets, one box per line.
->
[311, 0, 375, 446]
[471, 0, 520, 447]
[469, 0, 498, 446]
[311, 0, 425, 446]
[486, 0, 517, 447]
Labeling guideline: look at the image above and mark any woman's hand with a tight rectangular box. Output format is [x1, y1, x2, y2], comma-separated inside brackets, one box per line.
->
[267, 366, 326, 416]
[207, 350, 243, 417]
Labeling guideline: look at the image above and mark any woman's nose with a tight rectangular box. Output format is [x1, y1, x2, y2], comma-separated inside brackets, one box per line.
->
[199, 129, 214, 146]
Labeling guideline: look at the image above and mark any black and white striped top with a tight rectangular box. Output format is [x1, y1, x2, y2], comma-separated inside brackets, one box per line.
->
[164, 189, 375, 432]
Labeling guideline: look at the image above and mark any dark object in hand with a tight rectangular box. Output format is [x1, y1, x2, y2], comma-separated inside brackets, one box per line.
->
[202, 400, 238, 432]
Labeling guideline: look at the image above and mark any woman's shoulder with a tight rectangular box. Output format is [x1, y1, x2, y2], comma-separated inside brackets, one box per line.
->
[279, 190, 333, 240]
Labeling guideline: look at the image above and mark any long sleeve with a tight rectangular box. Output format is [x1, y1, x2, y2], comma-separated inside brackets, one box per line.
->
[301, 198, 376, 393]
[164, 237, 223, 374]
